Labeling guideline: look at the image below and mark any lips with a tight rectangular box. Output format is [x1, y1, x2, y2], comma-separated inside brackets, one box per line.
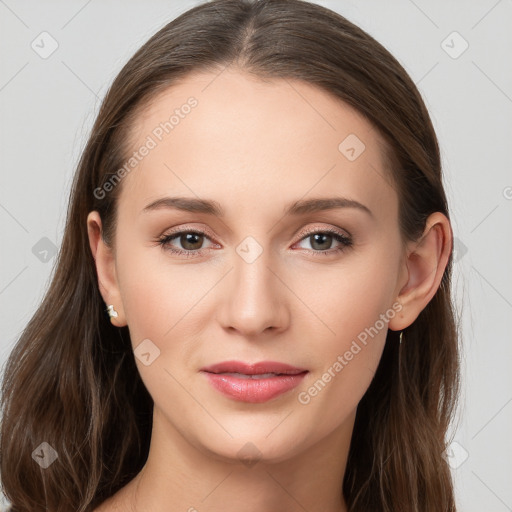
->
[201, 360, 307, 376]
[200, 360, 308, 403]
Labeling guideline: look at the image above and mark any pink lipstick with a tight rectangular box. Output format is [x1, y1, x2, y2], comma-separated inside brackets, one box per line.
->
[200, 360, 308, 403]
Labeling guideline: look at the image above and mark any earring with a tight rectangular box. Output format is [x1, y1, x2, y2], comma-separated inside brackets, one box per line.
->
[106, 304, 119, 319]
[399, 330, 403, 344]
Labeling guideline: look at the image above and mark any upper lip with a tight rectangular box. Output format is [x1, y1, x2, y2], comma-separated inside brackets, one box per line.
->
[200, 360, 308, 376]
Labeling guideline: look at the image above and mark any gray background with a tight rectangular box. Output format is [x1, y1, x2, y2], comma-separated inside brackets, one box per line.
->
[1, 0, 511, 510]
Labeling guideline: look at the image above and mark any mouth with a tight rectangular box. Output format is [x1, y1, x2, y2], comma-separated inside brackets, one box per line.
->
[200, 360, 309, 403]
[209, 371, 302, 379]
[200, 360, 308, 375]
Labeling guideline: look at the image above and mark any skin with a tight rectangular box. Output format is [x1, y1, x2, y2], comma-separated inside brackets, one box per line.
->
[87, 68, 452, 512]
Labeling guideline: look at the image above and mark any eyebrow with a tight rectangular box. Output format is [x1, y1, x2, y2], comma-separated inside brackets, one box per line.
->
[142, 196, 373, 218]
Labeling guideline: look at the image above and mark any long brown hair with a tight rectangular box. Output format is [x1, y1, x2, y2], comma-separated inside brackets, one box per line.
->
[0, 1, 460, 510]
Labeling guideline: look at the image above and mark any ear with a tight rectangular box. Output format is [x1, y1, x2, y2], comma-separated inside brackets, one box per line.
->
[388, 212, 452, 331]
[86, 211, 127, 327]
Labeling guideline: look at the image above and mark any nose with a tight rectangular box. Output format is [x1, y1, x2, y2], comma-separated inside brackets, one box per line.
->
[216, 246, 290, 338]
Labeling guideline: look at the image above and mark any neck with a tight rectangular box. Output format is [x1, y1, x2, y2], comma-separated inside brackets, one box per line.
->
[116, 406, 353, 512]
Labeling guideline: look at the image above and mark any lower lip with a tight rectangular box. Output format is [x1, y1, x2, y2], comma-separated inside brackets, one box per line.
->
[201, 371, 308, 403]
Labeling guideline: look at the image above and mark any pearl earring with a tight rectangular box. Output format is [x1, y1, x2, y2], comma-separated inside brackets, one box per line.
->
[107, 304, 119, 319]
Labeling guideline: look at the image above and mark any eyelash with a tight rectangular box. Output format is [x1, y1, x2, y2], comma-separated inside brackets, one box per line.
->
[156, 226, 353, 259]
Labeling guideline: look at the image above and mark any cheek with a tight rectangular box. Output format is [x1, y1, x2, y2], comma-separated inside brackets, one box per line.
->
[305, 277, 390, 393]
[116, 242, 211, 343]
[115, 246, 209, 405]
[293, 246, 398, 342]
[292, 246, 399, 410]
[293, 287, 391, 439]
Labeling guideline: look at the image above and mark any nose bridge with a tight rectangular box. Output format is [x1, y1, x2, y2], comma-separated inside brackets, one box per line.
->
[218, 236, 288, 336]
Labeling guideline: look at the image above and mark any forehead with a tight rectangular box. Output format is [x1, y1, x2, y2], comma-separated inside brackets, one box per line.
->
[118, 68, 397, 222]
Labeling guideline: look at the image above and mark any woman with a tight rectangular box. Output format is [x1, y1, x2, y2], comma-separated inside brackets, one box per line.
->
[0, 0, 459, 510]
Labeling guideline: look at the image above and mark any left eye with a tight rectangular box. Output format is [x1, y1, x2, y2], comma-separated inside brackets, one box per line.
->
[294, 230, 352, 252]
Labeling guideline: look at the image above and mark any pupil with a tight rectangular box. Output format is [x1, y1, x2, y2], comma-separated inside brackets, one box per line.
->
[182, 233, 202, 250]
[312, 233, 332, 250]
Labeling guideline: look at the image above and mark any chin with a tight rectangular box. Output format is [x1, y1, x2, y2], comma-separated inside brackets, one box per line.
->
[196, 426, 313, 467]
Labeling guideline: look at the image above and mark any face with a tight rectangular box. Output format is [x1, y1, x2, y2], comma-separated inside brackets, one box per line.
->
[104, 69, 406, 464]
